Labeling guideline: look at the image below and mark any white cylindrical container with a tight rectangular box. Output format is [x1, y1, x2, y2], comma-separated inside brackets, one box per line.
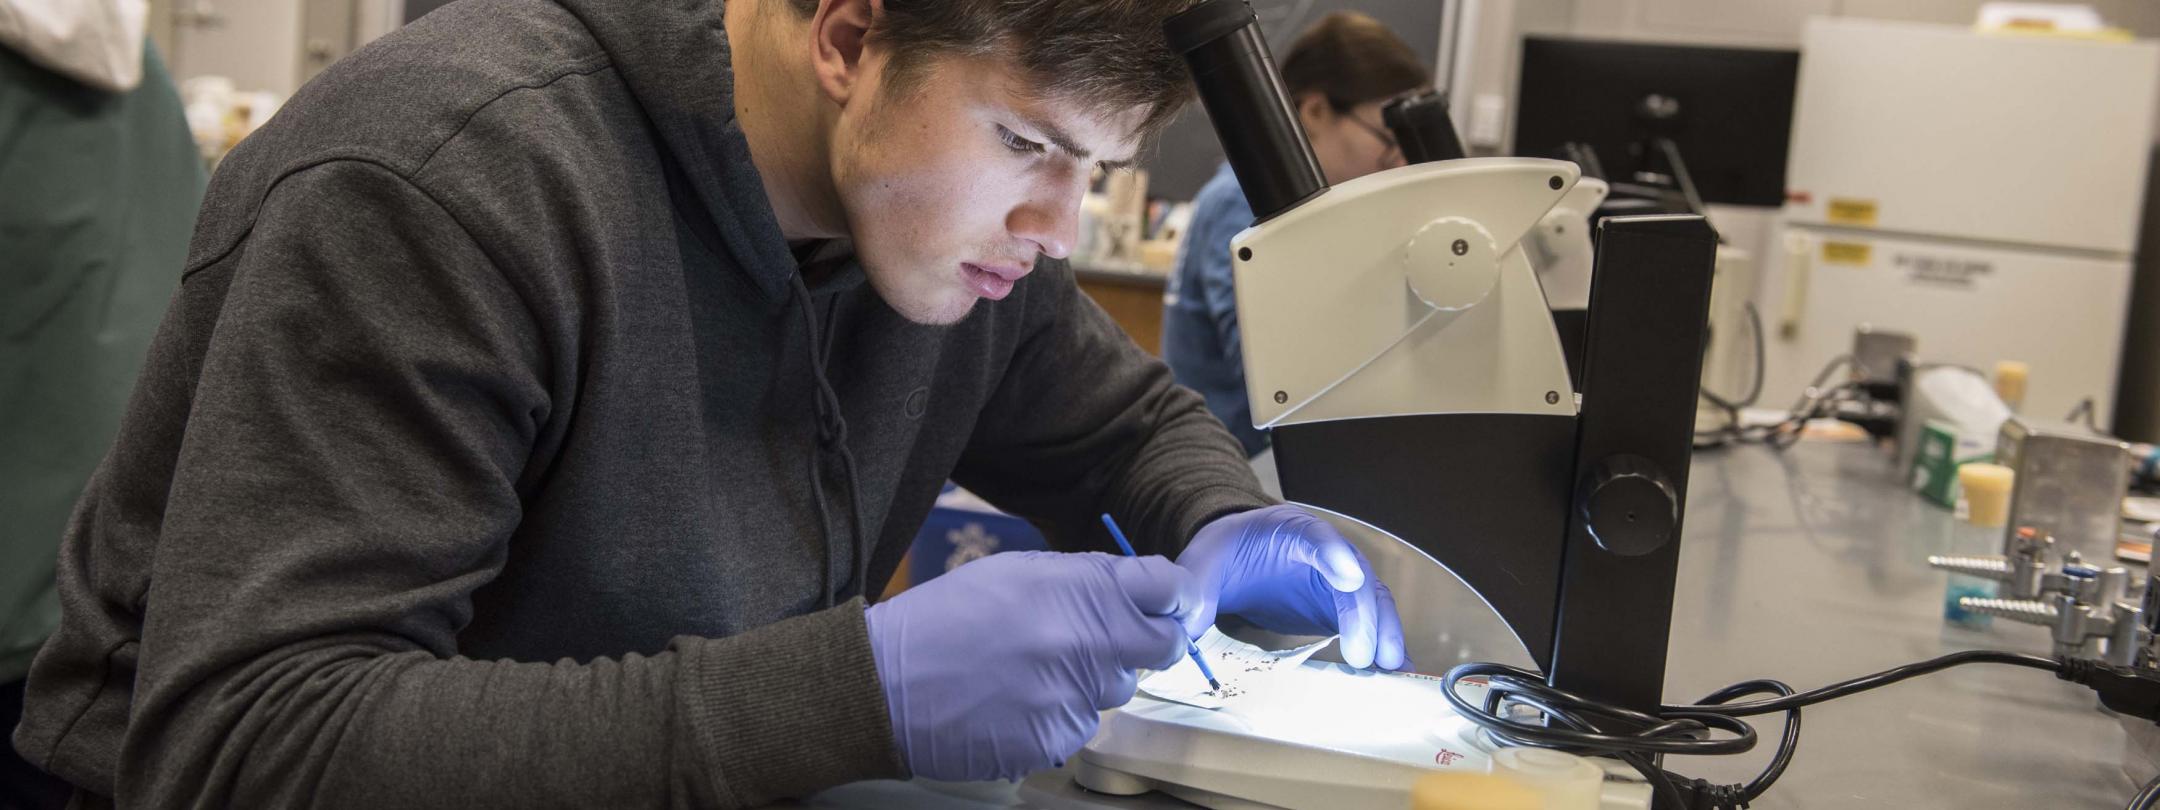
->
[1488, 747, 1602, 810]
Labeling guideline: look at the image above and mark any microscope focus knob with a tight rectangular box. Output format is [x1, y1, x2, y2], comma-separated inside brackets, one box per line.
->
[1581, 454, 1679, 557]
[1403, 216, 1499, 312]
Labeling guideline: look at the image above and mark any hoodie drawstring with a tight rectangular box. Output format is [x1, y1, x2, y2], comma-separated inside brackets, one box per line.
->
[788, 273, 870, 608]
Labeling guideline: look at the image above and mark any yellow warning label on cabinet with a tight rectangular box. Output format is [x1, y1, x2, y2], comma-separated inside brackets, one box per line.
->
[1822, 241, 1872, 265]
[1826, 198, 1879, 226]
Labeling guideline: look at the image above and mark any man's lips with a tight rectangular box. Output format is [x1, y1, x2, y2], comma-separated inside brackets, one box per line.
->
[967, 261, 1029, 282]
[961, 261, 1030, 301]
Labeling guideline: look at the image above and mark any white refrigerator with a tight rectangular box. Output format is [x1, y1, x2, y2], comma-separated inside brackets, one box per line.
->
[1758, 18, 2160, 428]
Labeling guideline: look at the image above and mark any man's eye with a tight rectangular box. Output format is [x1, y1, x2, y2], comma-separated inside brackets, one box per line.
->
[997, 126, 1047, 156]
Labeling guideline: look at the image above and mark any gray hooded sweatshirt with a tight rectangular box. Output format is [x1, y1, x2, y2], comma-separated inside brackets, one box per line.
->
[9, 0, 1270, 806]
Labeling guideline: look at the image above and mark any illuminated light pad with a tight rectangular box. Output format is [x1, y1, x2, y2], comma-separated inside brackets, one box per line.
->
[1137, 629, 1333, 710]
[1078, 662, 1654, 810]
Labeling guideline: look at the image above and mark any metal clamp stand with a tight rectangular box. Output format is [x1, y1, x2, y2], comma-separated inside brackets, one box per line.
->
[1932, 528, 2145, 664]
[1930, 526, 2055, 599]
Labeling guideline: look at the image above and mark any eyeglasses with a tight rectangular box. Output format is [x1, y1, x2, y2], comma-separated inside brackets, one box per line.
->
[1343, 112, 1401, 165]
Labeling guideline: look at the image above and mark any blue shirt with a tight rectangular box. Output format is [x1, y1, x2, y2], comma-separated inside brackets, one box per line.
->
[1163, 163, 1267, 456]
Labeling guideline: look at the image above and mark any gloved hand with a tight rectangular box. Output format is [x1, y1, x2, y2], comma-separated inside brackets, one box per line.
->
[865, 551, 1195, 781]
[1178, 504, 1407, 670]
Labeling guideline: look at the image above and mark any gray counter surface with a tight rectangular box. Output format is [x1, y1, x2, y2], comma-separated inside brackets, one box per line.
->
[793, 441, 2146, 808]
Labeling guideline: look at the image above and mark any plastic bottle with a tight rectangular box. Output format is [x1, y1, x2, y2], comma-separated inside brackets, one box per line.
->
[1944, 463, 2014, 627]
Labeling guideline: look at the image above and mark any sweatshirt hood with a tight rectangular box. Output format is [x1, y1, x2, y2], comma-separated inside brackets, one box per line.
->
[553, 0, 799, 301]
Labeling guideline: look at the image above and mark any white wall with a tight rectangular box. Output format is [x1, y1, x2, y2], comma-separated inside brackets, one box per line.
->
[165, 0, 306, 97]
[147, 0, 406, 99]
[1566, 0, 1835, 47]
[1461, 0, 2160, 158]
[1536, 0, 2160, 45]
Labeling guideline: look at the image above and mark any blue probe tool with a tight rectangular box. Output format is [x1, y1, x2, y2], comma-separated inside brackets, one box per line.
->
[1099, 513, 1223, 693]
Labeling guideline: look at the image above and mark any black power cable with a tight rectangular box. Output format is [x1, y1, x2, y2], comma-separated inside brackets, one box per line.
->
[1698, 381, 1862, 452]
[2068, 396, 2105, 434]
[1441, 650, 2110, 809]
[1698, 301, 1766, 416]
[1696, 346, 1892, 453]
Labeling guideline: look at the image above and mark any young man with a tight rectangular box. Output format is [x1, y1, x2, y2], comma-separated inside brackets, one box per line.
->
[11, 0, 1406, 805]
[1162, 11, 1431, 456]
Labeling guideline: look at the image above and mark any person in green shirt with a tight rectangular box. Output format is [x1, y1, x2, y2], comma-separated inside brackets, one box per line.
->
[0, 37, 204, 807]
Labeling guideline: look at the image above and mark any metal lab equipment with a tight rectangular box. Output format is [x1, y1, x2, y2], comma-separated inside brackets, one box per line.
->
[1998, 417, 2131, 561]
[1937, 527, 2143, 664]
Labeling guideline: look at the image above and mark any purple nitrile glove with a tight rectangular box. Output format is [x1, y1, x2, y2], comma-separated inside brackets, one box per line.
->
[1177, 503, 1407, 670]
[865, 551, 1196, 781]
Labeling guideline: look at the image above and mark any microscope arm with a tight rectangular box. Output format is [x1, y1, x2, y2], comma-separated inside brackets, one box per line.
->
[1528, 177, 1612, 312]
[1232, 159, 1583, 428]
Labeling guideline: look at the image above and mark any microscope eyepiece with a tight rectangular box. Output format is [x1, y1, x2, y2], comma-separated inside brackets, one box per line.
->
[1383, 89, 1469, 165]
[1165, 0, 1327, 222]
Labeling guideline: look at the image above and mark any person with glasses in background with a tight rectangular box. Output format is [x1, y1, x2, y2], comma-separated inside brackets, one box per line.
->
[1162, 11, 1430, 456]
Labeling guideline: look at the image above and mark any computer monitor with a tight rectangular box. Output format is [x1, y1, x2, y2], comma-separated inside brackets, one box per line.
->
[1513, 36, 1800, 208]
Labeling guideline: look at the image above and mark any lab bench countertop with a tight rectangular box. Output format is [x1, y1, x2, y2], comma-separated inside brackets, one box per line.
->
[1071, 263, 1171, 357]
[788, 441, 2147, 809]
[1070, 263, 1170, 287]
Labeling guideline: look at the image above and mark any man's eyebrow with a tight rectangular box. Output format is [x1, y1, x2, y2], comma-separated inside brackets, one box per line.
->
[1021, 111, 1136, 170]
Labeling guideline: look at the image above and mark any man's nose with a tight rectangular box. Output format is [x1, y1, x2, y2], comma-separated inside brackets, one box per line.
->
[1009, 187, 1081, 261]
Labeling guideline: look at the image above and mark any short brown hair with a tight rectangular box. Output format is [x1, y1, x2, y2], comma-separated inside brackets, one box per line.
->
[1280, 11, 1429, 110]
[785, 0, 1202, 142]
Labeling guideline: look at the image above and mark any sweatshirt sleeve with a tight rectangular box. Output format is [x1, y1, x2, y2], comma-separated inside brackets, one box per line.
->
[950, 261, 1274, 557]
[116, 160, 901, 808]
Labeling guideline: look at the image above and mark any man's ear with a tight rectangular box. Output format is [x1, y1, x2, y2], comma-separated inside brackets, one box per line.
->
[810, 0, 877, 105]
